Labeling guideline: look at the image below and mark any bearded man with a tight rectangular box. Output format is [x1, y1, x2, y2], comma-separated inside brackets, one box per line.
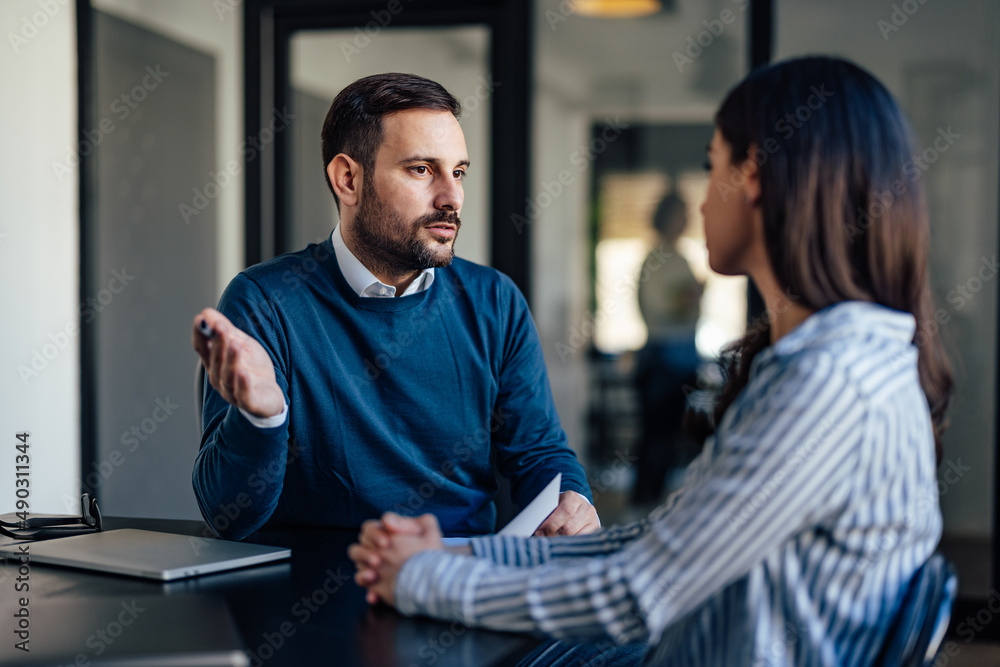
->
[190, 73, 598, 541]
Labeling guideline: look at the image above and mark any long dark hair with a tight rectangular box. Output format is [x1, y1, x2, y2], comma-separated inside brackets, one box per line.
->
[699, 56, 952, 459]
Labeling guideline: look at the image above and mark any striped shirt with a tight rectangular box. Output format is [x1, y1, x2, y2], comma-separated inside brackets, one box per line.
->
[394, 301, 942, 666]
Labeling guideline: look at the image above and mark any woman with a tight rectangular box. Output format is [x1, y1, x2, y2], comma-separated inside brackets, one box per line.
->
[349, 56, 953, 666]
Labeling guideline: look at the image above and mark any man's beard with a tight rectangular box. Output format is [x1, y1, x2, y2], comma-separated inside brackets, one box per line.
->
[351, 179, 461, 280]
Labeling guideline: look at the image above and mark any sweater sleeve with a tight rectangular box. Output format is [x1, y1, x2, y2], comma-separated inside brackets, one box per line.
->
[490, 279, 592, 507]
[395, 353, 868, 645]
[191, 273, 292, 540]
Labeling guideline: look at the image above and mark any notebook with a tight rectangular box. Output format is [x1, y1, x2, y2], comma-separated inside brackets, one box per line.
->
[0, 528, 290, 581]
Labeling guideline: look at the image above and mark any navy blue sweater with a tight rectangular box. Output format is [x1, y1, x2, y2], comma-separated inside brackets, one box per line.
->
[192, 238, 591, 540]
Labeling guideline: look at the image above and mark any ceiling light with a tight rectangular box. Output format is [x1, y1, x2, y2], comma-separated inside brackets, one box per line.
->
[572, 0, 663, 19]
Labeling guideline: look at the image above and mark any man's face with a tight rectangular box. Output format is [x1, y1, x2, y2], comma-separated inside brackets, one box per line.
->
[353, 109, 469, 274]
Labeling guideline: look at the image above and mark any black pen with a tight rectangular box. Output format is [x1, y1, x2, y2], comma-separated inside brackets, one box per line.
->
[198, 319, 215, 339]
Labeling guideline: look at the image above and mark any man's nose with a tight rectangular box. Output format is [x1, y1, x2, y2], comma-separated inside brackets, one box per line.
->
[435, 176, 463, 211]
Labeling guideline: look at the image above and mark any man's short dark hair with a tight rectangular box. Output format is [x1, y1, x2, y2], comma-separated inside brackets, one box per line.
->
[321, 73, 462, 209]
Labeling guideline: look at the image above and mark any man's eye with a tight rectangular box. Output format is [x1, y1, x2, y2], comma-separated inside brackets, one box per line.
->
[454, 170, 466, 180]
[411, 166, 429, 175]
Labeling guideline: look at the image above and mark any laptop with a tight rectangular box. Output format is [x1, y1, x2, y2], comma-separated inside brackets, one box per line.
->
[0, 528, 290, 581]
[0, 594, 250, 666]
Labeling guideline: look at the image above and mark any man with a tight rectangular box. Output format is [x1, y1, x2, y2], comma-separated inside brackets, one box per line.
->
[191, 73, 598, 541]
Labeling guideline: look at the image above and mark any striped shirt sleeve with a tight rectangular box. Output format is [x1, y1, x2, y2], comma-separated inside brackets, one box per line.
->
[468, 520, 652, 567]
[396, 350, 869, 644]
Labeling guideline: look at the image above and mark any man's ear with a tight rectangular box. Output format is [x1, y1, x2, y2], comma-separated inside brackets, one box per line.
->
[741, 144, 762, 206]
[326, 154, 363, 208]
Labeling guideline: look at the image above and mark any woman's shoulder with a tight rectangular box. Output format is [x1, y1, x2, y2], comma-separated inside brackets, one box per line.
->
[751, 300, 921, 411]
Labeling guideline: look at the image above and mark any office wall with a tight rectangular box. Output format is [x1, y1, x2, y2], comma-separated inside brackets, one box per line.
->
[88, 11, 216, 521]
[86, 0, 242, 519]
[0, 0, 242, 518]
[0, 1, 79, 514]
[95, 0, 243, 298]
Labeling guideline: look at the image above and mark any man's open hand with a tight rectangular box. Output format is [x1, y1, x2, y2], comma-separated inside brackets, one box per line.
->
[192, 308, 285, 419]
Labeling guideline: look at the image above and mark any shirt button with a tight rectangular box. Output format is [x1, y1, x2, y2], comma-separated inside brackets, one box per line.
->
[379, 287, 388, 296]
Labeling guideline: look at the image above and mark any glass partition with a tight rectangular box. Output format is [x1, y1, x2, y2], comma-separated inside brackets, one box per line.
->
[532, 0, 749, 519]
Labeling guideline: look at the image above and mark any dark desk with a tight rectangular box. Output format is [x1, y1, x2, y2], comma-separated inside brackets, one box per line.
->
[0, 517, 541, 666]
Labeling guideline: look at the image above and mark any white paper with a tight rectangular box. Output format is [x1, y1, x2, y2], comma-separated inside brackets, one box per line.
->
[498, 473, 561, 537]
[441, 473, 562, 546]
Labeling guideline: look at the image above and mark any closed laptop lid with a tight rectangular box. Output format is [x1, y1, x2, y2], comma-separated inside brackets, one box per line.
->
[0, 529, 290, 581]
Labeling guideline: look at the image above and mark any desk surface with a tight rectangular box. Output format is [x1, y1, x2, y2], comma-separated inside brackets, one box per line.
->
[0, 517, 541, 666]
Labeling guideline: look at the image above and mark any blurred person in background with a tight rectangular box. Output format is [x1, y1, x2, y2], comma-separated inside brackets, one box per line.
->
[632, 192, 703, 506]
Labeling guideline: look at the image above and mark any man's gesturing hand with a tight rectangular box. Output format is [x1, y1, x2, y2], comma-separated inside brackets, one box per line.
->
[192, 308, 285, 419]
[534, 491, 601, 536]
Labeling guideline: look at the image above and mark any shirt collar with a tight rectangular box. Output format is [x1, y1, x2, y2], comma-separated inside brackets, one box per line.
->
[772, 300, 916, 357]
[749, 300, 917, 380]
[331, 225, 435, 298]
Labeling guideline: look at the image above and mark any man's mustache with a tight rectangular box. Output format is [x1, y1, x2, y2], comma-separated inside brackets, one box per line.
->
[415, 210, 461, 229]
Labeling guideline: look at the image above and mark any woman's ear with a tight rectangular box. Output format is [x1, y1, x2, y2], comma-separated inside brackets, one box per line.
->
[326, 154, 363, 208]
[741, 145, 762, 206]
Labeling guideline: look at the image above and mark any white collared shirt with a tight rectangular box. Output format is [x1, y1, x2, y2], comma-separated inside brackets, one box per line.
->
[240, 225, 435, 428]
[331, 224, 435, 297]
